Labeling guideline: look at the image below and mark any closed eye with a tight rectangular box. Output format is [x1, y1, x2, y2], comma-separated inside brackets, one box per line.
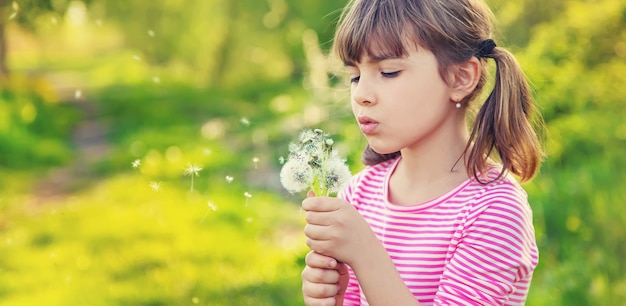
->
[382, 71, 400, 78]
[350, 76, 360, 83]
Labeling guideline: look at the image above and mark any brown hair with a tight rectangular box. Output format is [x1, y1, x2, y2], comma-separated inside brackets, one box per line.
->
[333, 0, 544, 183]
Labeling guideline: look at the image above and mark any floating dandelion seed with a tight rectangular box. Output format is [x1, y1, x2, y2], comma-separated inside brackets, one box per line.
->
[152, 76, 160, 83]
[9, 11, 17, 20]
[200, 201, 217, 223]
[148, 29, 155, 37]
[184, 164, 202, 192]
[131, 159, 141, 168]
[133, 55, 142, 61]
[95, 19, 103, 26]
[240, 117, 250, 126]
[225, 176, 234, 183]
[149, 181, 161, 192]
[203, 148, 212, 156]
[75, 89, 82, 99]
[244, 192, 252, 207]
[279, 156, 285, 164]
[51, 17, 57, 25]
[280, 129, 351, 196]
[252, 156, 260, 169]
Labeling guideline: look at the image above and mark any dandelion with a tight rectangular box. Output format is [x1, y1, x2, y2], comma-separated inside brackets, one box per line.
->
[200, 201, 217, 223]
[280, 129, 351, 196]
[131, 159, 141, 168]
[184, 164, 202, 192]
[149, 181, 161, 192]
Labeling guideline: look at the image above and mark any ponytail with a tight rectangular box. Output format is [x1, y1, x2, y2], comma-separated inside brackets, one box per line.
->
[466, 47, 544, 183]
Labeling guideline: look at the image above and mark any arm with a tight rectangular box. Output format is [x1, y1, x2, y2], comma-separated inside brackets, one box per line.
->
[435, 185, 538, 304]
[302, 196, 420, 306]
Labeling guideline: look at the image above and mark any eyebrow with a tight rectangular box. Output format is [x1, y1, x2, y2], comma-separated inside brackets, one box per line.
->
[343, 54, 407, 67]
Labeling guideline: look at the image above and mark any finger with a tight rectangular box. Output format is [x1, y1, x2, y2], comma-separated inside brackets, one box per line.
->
[302, 280, 340, 299]
[336, 262, 349, 276]
[305, 251, 337, 269]
[302, 196, 341, 212]
[302, 265, 341, 284]
[305, 210, 334, 226]
[303, 295, 336, 306]
[307, 190, 316, 198]
[304, 223, 331, 241]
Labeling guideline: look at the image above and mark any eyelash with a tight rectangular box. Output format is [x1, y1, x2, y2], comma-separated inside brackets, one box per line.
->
[350, 71, 400, 83]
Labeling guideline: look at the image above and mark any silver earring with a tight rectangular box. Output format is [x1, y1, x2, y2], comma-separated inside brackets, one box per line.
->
[455, 102, 462, 108]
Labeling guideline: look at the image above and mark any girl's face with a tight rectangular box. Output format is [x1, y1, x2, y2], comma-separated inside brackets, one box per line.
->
[346, 44, 459, 155]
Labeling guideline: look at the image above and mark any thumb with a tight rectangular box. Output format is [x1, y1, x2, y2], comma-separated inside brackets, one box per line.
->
[306, 190, 316, 198]
[335, 262, 350, 306]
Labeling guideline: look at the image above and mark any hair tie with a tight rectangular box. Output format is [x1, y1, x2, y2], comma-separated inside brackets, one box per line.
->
[476, 39, 496, 58]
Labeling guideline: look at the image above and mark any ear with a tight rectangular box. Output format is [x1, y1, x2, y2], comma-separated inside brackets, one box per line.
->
[448, 57, 481, 102]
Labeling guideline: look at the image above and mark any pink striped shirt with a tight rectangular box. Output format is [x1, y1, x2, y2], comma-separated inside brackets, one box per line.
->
[338, 157, 538, 305]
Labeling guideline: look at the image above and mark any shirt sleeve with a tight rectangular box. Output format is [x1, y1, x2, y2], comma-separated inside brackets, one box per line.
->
[434, 182, 539, 305]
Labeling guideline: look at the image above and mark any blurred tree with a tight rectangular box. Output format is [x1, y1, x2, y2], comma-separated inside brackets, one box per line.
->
[0, 0, 97, 81]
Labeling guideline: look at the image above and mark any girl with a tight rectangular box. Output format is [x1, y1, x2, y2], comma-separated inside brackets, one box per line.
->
[301, 0, 543, 305]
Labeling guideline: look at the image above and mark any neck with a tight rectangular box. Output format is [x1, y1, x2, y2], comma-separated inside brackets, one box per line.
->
[389, 118, 470, 205]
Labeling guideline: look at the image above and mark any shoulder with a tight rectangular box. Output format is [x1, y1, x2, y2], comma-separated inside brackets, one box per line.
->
[465, 169, 534, 228]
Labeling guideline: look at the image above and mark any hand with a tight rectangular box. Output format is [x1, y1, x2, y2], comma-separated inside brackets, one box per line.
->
[302, 251, 349, 306]
[302, 194, 377, 266]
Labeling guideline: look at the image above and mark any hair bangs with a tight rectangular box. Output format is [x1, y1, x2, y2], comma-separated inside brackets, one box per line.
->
[334, 0, 410, 64]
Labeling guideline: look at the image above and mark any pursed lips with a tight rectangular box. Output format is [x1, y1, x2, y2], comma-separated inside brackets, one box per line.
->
[357, 115, 379, 135]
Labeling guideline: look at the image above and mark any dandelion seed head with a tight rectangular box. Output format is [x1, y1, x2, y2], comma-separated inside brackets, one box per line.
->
[324, 157, 352, 194]
[225, 176, 234, 183]
[149, 181, 161, 191]
[280, 128, 351, 195]
[280, 158, 313, 193]
[184, 164, 202, 176]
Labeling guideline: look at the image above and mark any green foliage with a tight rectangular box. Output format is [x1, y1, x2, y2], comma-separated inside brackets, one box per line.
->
[1, 0, 625, 305]
[0, 77, 77, 168]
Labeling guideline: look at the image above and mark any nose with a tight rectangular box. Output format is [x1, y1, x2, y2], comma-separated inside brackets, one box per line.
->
[352, 78, 376, 106]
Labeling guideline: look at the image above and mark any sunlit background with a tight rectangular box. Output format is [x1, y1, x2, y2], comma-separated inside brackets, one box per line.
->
[0, 0, 624, 305]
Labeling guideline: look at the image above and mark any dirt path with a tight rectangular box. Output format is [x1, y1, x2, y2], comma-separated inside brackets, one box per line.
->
[32, 94, 110, 203]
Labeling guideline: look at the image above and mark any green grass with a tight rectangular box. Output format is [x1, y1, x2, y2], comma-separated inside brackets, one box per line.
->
[0, 174, 307, 305]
